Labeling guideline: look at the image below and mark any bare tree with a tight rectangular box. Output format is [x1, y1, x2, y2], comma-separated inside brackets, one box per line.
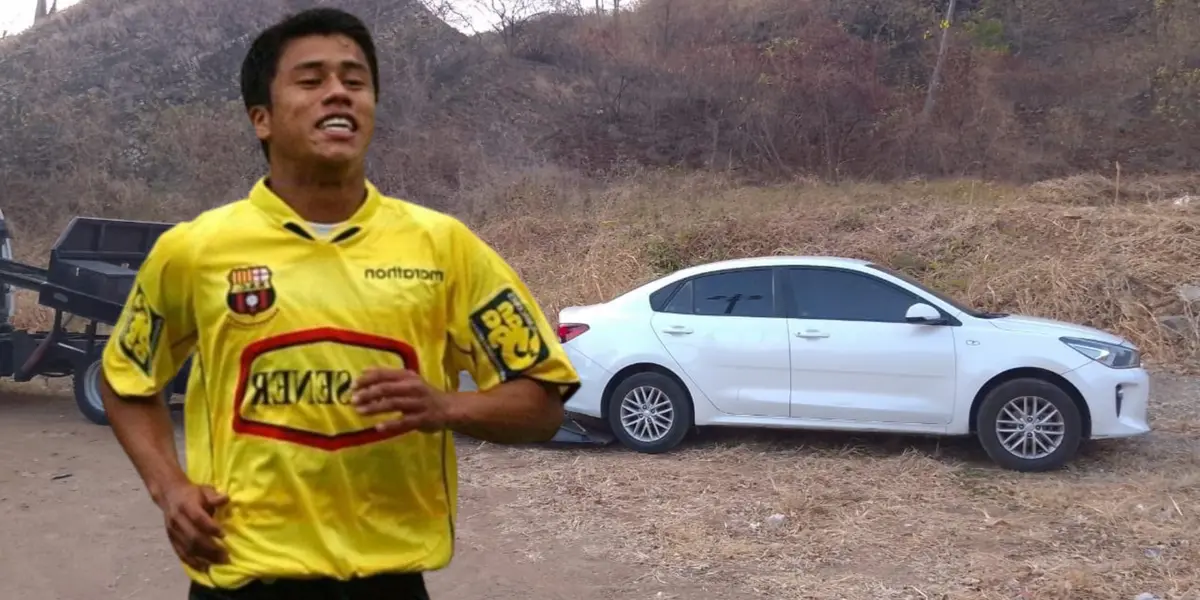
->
[920, 0, 957, 123]
[34, 0, 58, 24]
[417, 0, 477, 31]
[474, 0, 553, 53]
[547, 0, 588, 15]
[418, 0, 554, 50]
[654, 0, 675, 55]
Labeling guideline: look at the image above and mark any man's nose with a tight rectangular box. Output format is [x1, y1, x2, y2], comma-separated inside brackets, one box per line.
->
[322, 79, 353, 105]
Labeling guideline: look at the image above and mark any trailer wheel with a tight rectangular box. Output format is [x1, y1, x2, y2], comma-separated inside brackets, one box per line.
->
[73, 358, 109, 426]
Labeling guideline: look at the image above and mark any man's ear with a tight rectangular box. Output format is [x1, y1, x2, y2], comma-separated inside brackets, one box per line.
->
[248, 105, 271, 143]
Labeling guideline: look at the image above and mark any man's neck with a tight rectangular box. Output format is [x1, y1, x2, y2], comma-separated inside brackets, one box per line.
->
[266, 161, 368, 224]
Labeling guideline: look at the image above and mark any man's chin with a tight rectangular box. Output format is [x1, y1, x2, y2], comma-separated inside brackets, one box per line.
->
[306, 151, 364, 173]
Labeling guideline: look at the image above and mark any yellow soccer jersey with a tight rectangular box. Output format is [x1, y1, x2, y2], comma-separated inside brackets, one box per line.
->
[101, 178, 580, 590]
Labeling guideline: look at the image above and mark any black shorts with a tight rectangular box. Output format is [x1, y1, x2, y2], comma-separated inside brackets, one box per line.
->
[187, 572, 429, 600]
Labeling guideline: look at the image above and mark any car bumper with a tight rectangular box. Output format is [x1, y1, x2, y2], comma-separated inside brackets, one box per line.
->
[1062, 360, 1151, 439]
[563, 346, 610, 419]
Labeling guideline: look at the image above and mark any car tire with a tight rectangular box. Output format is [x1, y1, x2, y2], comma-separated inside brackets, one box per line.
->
[976, 377, 1084, 472]
[73, 358, 109, 426]
[606, 371, 692, 454]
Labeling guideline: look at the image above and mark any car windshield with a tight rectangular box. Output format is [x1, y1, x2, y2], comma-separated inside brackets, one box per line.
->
[865, 263, 1007, 319]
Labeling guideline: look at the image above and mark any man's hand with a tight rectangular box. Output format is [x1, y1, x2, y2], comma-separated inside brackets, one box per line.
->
[352, 367, 451, 434]
[158, 482, 230, 572]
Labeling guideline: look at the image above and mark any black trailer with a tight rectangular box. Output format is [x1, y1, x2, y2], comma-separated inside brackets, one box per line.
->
[0, 215, 190, 424]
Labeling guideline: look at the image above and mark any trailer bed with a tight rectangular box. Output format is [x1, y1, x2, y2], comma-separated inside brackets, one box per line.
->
[0, 216, 179, 423]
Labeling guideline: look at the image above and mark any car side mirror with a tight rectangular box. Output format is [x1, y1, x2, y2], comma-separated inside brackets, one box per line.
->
[905, 302, 947, 325]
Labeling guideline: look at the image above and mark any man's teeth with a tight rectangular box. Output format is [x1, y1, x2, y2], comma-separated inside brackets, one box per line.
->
[320, 117, 353, 131]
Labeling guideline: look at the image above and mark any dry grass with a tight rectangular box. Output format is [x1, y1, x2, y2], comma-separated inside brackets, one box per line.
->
[438, 171, 1200, 599]
[470, 171, 1200, 372]
[6, 171, 1198, 598]
[9, 170, 1198, 367]
[455, 373, 1200, 598]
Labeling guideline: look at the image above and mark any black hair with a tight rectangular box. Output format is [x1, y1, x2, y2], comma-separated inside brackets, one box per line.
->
[239, 8, 381, 159]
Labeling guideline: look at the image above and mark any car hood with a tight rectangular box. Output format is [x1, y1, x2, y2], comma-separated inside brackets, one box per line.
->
[988, 314, 1132, 347]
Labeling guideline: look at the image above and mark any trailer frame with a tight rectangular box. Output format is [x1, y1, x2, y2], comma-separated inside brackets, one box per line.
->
[0, 216, 188, 424]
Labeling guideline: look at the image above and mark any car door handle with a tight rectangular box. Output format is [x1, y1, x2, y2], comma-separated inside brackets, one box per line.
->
[661, 325, 693, 335]
[795, 330, 830, 339]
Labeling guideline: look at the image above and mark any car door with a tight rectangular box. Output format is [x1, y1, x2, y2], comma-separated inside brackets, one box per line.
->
[784, 266, 958, 425]
[650, 267, 791, 418]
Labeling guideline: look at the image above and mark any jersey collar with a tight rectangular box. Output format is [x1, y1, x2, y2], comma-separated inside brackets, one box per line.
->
[248, 177, 381, 239]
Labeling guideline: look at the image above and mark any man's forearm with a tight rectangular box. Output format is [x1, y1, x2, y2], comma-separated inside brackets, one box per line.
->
[100, 376, 189, 507]
[444, 378, 564, 443]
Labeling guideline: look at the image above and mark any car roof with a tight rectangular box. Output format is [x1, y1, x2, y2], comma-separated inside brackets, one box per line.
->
[671, 255, 872, 277]
[616, 256, 876, 302]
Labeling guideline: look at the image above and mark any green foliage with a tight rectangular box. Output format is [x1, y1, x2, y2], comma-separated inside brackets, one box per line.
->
[644, 237, 689, 274]
[963, 17, 1009, 54]
[1152, 66, 1200, 127]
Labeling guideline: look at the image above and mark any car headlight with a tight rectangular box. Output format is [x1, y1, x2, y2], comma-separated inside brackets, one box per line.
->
[1060, 337, 1141, 369]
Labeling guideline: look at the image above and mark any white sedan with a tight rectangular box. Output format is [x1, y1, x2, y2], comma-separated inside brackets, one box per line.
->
[556, 256, 1150, 472]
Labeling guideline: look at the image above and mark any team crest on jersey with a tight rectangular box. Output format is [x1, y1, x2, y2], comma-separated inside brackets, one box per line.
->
[226, 266, 276, 317]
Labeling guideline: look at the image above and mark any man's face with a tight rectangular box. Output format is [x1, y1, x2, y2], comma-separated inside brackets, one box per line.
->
[250, 33, 376, 169]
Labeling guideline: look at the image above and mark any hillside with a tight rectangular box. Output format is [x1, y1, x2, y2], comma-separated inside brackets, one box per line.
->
[0, 0, 1198, 369]
[0, 0, 583, 225]
[2, 0, 1198, 212]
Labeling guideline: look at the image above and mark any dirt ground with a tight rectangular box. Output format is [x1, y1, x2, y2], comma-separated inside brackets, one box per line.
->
[1, 374, 1198, 600]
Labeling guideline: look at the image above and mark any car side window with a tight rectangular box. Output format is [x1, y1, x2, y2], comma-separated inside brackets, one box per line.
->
[788, 268, 922, 323]
[690, 269, 775, 318]
[662, 280, 694, 314]
[648, 281, 682, 311]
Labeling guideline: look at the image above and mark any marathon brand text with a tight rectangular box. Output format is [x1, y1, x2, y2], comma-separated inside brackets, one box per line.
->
[363, 266, 444, 282]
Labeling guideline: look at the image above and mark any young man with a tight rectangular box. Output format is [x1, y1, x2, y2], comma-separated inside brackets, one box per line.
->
[100, 8, 580, 600]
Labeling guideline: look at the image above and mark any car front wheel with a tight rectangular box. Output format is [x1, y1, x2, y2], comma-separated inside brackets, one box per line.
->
[976, 377, 1084, 472]
[606, 371, 692, 454]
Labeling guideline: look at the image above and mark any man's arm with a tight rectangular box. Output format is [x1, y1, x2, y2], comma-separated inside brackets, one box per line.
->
[443, 219, 581, 443]
[100, 224, 199, 506]
[442, 378, 564, 443]
[101, 380, 190, 505]
[101, 225, 229, 572]
[104, 370, 229, 572]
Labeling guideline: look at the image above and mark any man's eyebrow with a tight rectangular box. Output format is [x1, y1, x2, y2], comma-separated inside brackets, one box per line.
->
[290, 59, 369, 72]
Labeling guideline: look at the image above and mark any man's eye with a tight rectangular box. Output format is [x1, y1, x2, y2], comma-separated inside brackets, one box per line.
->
[298, 78, 322, 86]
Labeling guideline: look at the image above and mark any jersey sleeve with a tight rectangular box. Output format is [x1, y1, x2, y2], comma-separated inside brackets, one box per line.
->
[101, 223, 199, 398]
[444, 220, 580, 403]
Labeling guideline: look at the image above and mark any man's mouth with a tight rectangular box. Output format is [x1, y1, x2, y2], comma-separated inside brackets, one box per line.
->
[317, 115, 358, 133]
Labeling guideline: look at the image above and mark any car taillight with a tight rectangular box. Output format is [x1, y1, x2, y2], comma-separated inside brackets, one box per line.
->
[558, 323, 589, 343]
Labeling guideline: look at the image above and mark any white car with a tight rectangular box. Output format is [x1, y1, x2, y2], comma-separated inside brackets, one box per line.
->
[556, 256, 1150, 472]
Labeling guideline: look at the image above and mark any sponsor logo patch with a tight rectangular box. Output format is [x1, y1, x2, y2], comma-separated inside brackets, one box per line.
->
[468, 288, 550, 381]
[232, 328, 420, 450]
[117, 283, 165, 376]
